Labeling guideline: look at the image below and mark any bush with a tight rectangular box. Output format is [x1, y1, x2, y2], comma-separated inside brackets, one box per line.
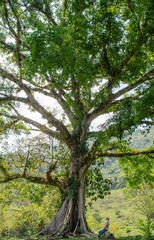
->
[138, 219, 154, 240]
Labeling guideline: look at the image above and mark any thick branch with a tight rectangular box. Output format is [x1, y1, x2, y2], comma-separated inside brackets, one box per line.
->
[82, 136, 154, 167]
[141, 120, 154, 126]
[31, 87, 75, 124]
[0, 112, 61, 141]
[101, 45, 112, 76]
[0, 171, 65, 192]
[112, 68, 154, 101]
[0, 94, 30, 104]
[0, 173, 47, 185]
[71, 74, 85, 117]
[97, 149, 154, 158]
[3, 1, 18, 39]
[0, 89, 74, 127]
[0, 40, 17, 51]
[88, 68, 154, 122]
[0, 156, 65, 190]
[0, 67, 71, 145]
[23, 75, 75, 122]
[46, 173, 66, 192]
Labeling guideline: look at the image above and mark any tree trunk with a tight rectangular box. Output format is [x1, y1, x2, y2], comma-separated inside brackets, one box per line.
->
[39, 171, 93, 237]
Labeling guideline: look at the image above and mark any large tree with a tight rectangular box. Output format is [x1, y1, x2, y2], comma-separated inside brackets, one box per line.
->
[0, 0, 154, 237]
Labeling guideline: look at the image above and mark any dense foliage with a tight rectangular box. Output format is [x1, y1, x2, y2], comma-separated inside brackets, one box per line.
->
[0, 181, 60, 237]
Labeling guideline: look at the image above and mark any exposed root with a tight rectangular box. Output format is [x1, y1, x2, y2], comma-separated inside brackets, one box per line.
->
[39, 197, 73, 236]
[39, 178, 93, 238]
[80, 232, 97, 238]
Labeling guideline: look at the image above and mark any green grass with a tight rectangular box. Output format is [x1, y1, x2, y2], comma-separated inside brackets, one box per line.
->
[0, 237, 144, 240]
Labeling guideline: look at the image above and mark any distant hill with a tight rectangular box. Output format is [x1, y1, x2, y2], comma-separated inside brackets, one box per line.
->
[101, 127, 154, 189]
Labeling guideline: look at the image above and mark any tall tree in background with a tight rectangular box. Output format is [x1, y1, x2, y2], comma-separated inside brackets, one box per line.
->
[0, 0, 154, 236]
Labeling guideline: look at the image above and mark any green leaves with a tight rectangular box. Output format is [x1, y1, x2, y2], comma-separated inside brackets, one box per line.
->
[124, 181, 154, 239]
[119, 153, 154, 188]
[24, 22, 97, 88]
[0, 181, 60, 236]
[86, 160, 112, 200]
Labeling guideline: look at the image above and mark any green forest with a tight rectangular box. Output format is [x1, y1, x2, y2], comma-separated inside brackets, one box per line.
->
[0, 0, 154, 240]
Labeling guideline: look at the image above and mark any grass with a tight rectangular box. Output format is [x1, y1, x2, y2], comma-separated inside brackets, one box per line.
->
[0, 236, 145, 240]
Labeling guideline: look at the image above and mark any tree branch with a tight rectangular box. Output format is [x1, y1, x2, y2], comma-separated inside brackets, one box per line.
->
[0, 164, 66, 192]
[0, 173, 48, 185]
[23, 72, 76, 125]
[26, 1, 57, 26]
[88, 68, 154, 122]
[71, 74, 85, 118]
[141, 120, 154, 126]
[96, 148, 154, 158]
[0, 112, 61, 141]
[0, 94, 30, 104]
[46, 165, 66, 192]
[0, 67, 72, 145]
[30, 87, 76, 124]
[112, 68, 154, 101]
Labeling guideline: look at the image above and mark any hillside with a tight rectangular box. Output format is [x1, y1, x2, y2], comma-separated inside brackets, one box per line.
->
[86, 188, 151, 238]
[101, 127, 154, 189]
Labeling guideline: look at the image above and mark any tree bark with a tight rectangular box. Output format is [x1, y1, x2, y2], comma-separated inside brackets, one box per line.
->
[39, 168, 92, 237]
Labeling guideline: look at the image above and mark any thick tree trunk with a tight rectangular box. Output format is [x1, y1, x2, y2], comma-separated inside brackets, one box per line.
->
[39, 172, 93, 237]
